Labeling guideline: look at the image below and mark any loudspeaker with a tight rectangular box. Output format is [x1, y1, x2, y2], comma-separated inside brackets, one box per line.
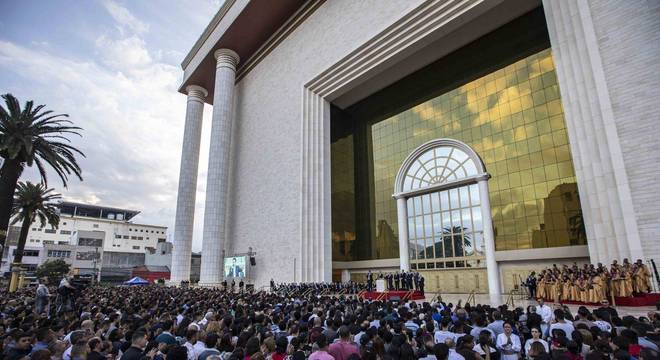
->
[250, 257, 256, 266]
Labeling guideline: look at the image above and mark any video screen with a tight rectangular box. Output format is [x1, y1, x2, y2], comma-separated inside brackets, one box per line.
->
[223, 256, 246, 278]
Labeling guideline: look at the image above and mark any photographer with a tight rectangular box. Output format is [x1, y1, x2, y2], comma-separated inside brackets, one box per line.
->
[56, 274, 76, 314]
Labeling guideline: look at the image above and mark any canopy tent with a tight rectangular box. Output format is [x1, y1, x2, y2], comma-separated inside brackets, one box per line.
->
[124, 277, 150, 286]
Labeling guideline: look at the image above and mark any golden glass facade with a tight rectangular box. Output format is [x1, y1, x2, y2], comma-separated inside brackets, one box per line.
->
[331, 135, 356, 261]
[371, 48, 586, 254]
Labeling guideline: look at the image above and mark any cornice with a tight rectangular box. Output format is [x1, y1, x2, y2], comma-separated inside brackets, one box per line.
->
[181, 0, 237, 70]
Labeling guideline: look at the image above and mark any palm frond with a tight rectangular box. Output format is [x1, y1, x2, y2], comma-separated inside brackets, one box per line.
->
[1, 93, 85, 187]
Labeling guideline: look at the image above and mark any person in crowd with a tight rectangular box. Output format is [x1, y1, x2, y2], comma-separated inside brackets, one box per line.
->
[35, 277, 51, 317]
[495, 322, 520, 360]
[487, 312, 505, 337]
[197, 333, 221, 360]
[309, 334, 333, 360]
[120, 331, 150, 360]
[328, 326, 359, 360]
[527, 341, 550, 360]
[549, 309, 575, 341]
[524, 327, 549, 356]
[473, 330, 498, 360]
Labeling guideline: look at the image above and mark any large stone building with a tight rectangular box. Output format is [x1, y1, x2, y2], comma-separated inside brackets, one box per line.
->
[171, 0, 659, 296]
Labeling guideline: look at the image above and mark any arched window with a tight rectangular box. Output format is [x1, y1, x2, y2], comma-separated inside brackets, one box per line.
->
[402, 147, 480, 192]
[393, 139, 499, 295]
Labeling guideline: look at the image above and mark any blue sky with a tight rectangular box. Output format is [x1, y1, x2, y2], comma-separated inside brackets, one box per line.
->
[0, 0, 222, 250]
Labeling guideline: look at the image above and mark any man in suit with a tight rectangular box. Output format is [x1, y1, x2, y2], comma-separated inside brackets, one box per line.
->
[227, 258, 244, 277]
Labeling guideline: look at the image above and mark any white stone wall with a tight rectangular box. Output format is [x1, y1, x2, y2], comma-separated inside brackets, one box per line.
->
[219, 0, 659, 288]
[587, 0, 660, 262]
[542, 0, 659, 265]
[227, 0, 424, 287]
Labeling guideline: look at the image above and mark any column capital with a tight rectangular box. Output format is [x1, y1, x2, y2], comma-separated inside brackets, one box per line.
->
[214, 48, 240, 70]
[185, 85, 208, 101]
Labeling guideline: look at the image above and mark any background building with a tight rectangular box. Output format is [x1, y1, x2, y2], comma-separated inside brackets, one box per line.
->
[1, 202, 168, 281]
[171, 0, 659, 295]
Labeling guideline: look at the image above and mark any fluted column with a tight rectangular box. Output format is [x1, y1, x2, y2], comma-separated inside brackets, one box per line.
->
[199, 49, 240, 287]
[171, 85, 207, 284]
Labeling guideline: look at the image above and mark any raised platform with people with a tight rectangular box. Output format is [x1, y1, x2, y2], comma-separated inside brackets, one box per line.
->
[522, 258, 658, 306]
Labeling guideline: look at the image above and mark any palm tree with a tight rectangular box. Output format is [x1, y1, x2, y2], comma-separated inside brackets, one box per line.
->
[11, 181, 61, 265]
[0, 93, 83, 251]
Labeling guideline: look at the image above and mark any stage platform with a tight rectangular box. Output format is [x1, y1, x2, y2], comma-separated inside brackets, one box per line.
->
[547, 293, 660, 307]
[359, 290, 426, 301]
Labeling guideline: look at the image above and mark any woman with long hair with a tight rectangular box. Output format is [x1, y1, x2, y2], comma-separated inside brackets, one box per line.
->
[524, 327, 549, 356]
[473, 330, 498, 360]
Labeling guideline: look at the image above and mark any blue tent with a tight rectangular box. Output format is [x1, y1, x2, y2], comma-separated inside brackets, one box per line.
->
[124, 277, 150, 286]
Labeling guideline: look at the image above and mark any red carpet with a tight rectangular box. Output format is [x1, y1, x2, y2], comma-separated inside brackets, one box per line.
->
[546, 293, 660, 307]
[360, 290, 425, 301]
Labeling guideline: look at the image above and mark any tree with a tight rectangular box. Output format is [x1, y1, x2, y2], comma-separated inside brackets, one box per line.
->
[11, 181, 61, 265]
[35, 259, 70, 284]
[0, 93, 84, 252]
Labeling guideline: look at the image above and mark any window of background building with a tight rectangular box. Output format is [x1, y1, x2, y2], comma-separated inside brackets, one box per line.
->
[13, 249, 40, 257]
[132, 246, 140, 250]
[47, 250, 71, 258]
[60, 230, 72, 235]
[115, 234, 122, 239]
[44, 229, 56, 234]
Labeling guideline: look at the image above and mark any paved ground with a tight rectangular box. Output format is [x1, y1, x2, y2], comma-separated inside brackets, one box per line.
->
[422, 292, 657, 318]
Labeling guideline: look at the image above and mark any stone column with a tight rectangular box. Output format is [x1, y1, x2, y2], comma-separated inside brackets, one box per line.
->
[478, 178, 501, 302]
[170, 85, 207, 284]
[541, 0, 643, 263]
[199, 49, 240, 287]
[396, 197, 410, 271]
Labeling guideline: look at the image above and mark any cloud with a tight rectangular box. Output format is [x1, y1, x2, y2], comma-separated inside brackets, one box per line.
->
[0, 0, 222, 251]
[96, 35, 152, 72]
[0, 36, 210, 249]
[101, 0, 149, 35]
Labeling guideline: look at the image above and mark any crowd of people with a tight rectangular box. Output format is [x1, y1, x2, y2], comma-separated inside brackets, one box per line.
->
[522, 259, 655, 303]
[1, 275, 659, 360]
[270, 281, 367, 297]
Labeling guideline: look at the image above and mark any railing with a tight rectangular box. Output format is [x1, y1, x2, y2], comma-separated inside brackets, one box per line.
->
[401, 290, 414, 301]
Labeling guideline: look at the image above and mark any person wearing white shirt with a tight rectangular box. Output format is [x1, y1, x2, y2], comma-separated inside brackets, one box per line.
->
[183, 329, 199, 360]
[435, 318, 456, 345]
[524, 327, 549, 356]
[549, 310, 574, 340]
[445, 338, 466, 360]
[496, 322, 521, 360]
[535, 298, 553, 337]
[593, 310, 612, 333]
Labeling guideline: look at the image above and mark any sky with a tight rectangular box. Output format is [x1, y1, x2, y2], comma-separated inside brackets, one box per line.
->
[0, 0, 223, 251]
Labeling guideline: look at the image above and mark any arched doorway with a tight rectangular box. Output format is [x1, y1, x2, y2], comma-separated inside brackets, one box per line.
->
[393, 139, 501, 297]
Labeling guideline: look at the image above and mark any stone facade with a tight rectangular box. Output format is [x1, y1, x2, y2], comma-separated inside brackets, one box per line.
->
[174, 0, 660, 288]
